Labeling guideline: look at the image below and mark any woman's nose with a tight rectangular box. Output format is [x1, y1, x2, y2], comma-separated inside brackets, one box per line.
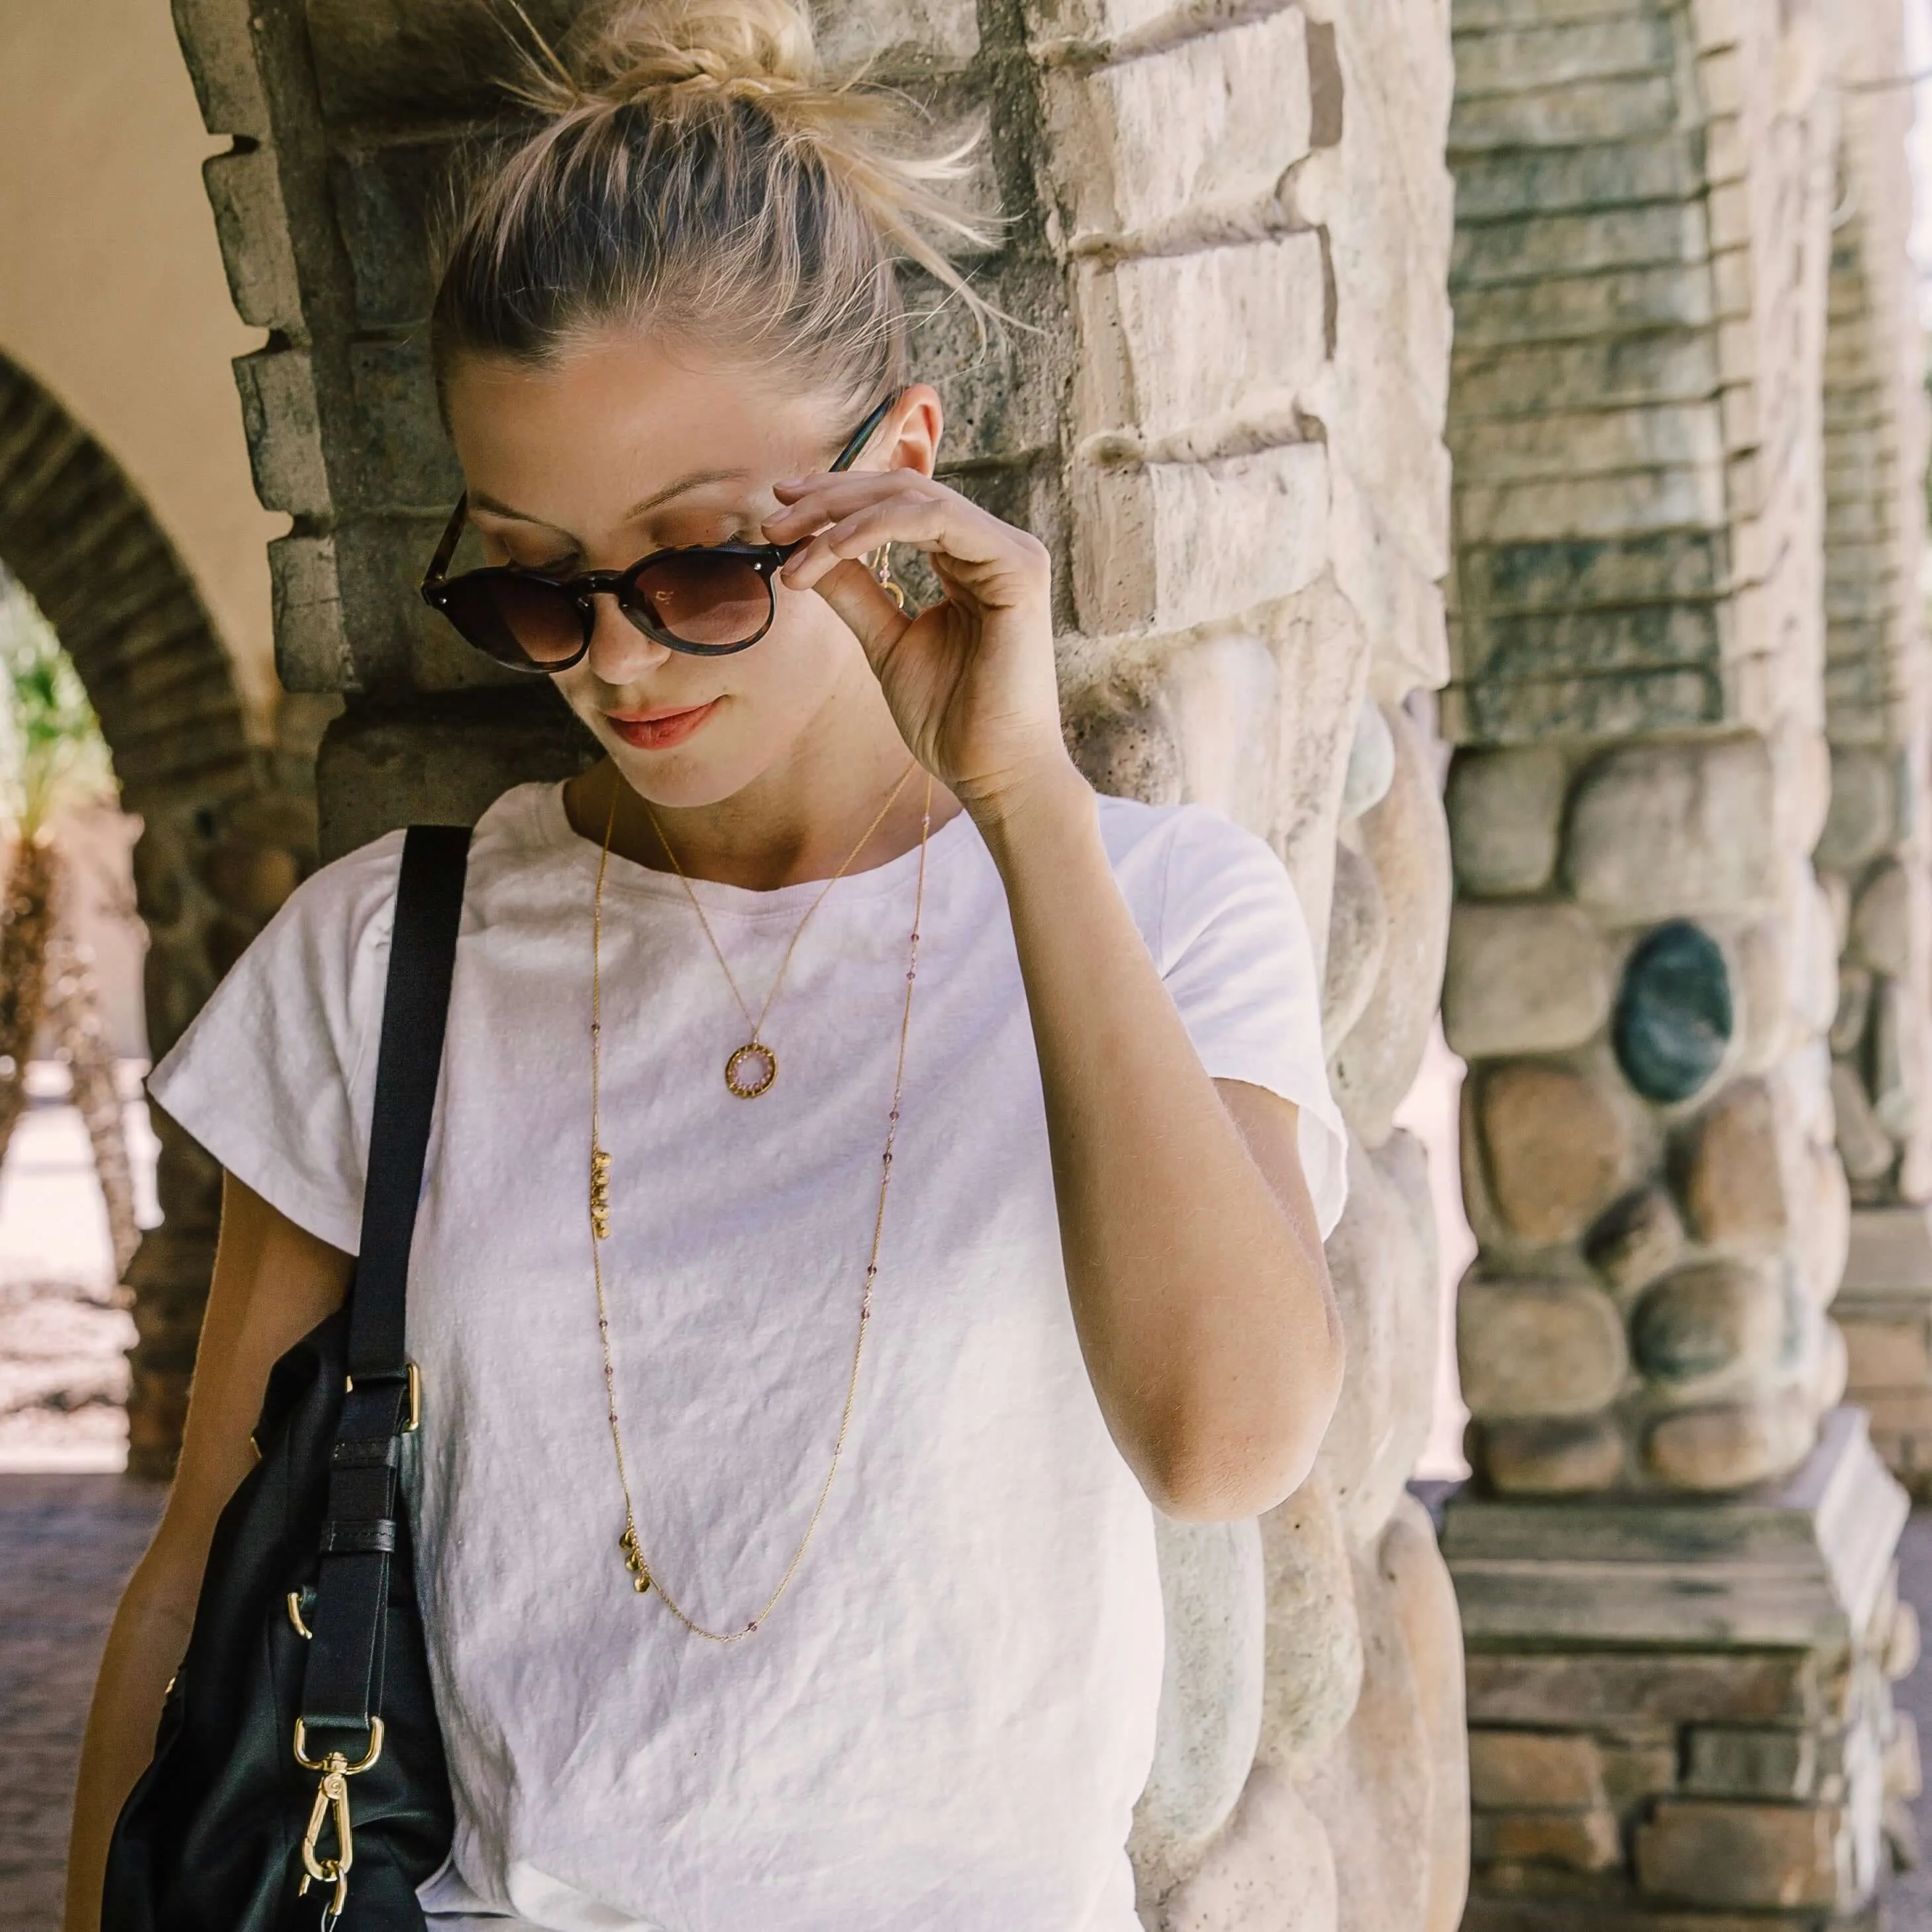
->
[585, 591, 672, 685]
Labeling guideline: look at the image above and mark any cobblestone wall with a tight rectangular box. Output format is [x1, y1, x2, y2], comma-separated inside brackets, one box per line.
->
[168, 0, 1466, 1923]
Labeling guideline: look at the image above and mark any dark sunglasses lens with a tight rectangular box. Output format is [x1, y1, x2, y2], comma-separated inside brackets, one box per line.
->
[442, 576, 584, 670]
[625, 553, 772, 648]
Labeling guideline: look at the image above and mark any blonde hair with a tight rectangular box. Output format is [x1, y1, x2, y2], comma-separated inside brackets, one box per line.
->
[431, 0, 993, 407]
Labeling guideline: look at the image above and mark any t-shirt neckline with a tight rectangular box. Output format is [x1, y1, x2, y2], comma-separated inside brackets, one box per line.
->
[527, 778, 977, 917]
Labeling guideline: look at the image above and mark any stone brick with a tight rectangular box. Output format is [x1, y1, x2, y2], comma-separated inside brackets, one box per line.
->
[1849, 859, 1917, 979]
[1447, 746, 1568, 895]
[1457, 461, 1726, 547]
[1633, 1798, 1842, 1910]
[1460, 1278, 1629, 1420]
[1453, 330, 1719, 419]
[1813, 746, 1900, 872]
[1478, 1414, 1627, 1493]
[1682, 1726, 1815, 1798]
[1477, 1064, 1633, 1244]
[1681, 1078, 1791, 1256]
[232, 348, 329, 519]
[1464, 1651, 1821, 1727]
[1445, 665, 1725, 748]
[1469, 1730, 1606, 1809]
[1451, 13, 1675, 96]
[1471, 1807, 1622, 1872]
[815, 0, 979, 66]
[1044, 9, 1311, 241]
[1629, 1262, 1784, 1388]
[1073, 233, 1329, 441]
[1451, 263, 1716, 348]
[1457, 531, 1727, 615]
[1566, 738, 1780, 922]
[1586, 1186, 1686, 1293]
[201, 144, 303, 332]
[1450, 132, 1705, 221]
[1454, 405, 1723, 493]
[1073, 442, 1329, 635]
[1453, 205, 1710, 291]
[1445, 903, 1612, 1058]
[1456, 603, 1723, 689]
[1643, 1394, 1812, 1491]
[1840, 1312, 1932, 1393]
[1449, 74, 1679, 150]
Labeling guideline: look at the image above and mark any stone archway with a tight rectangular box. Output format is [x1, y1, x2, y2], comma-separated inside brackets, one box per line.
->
[0, 347, 315, 1475]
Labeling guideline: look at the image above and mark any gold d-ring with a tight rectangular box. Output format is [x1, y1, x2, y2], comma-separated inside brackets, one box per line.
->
[293, 1716, 385, 1774]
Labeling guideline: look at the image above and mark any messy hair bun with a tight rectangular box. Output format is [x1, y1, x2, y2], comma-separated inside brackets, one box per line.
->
[431, 0, 992, 405]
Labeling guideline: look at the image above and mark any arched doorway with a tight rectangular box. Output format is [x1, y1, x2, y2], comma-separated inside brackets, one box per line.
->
[0, 348, 314, 1476]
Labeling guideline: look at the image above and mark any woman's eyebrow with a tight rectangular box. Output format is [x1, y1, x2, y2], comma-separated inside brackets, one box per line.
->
[467, 491, 570, 531]
[625, 467, 752, 518]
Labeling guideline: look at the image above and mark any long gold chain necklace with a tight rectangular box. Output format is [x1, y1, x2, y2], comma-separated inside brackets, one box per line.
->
[636, 764, 918, 1099]
[587, 772, 935, 1641]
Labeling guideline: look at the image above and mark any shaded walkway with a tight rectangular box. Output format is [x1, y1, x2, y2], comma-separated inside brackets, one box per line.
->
[1, 1475, 162, 1927]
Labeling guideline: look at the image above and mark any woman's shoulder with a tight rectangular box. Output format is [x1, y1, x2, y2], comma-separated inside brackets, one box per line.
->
[272, 781, 560, 948]
[1093, 792, 1294, 913]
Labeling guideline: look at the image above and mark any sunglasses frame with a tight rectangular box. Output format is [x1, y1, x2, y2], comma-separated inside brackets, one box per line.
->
[419, 393, 898, 673]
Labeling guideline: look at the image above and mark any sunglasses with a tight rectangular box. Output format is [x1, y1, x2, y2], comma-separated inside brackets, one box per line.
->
[419, 395, 897, 674]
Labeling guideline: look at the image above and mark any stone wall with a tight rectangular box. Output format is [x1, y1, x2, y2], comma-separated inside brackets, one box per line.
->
[168, 0, 1466, 1924]
[1439, 0, 1925, 1917]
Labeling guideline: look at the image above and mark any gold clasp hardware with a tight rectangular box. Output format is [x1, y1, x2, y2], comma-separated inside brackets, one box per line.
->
[342, 1361, 421, 1432]
[287, 1591, 314, 1640]
[293, 1717, 384, 1932]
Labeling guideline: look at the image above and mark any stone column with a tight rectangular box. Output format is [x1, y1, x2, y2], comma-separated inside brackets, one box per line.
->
[1807, 0, 1932, 1499]
[168, 0, 1468, 1921]
[1440, 0, 1919, 1917]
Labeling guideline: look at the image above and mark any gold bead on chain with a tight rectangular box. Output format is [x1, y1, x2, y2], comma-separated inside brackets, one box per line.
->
[587, 772, 935, 1639]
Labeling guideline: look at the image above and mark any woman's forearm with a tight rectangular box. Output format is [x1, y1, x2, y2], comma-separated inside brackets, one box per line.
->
[64, 1558, 196, 1932]
[970, 762, 1342, 1519]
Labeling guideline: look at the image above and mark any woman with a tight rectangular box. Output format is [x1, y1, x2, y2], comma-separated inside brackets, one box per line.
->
[70, 3, 1347, 1926]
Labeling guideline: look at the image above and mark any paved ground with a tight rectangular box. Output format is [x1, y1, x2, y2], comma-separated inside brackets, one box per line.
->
[1, 1474, 163, 1929]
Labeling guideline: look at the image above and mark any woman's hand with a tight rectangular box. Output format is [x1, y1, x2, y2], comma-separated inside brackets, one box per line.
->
[763, 467, 1070, 819]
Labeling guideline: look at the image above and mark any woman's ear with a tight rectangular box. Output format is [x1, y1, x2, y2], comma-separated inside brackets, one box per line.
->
[888, 384, 944, 478]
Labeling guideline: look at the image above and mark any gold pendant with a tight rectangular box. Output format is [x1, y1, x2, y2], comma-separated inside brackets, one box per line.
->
[725, 1041, 778, 1099]
[619, 1524, 652, 1595]
[590, 1146, 611, 1241]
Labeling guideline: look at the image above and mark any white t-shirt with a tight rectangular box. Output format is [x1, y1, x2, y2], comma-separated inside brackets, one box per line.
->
[150, 780, 1346, 1932]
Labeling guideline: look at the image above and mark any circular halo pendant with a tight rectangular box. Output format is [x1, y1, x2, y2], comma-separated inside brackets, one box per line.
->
[725, 1041, 778, 1100]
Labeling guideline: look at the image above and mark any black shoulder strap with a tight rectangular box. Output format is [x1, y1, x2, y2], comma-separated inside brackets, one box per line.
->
[301, 823, 470, 1743]
[348, 823, 472, 1380]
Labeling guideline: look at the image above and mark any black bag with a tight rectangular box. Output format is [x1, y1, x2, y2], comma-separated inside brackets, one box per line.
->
[105, 825, 470, 1932]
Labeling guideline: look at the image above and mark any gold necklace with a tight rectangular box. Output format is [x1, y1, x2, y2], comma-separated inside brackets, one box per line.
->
[588, 772, 935, 1641]
[635, 765, 919, 1099]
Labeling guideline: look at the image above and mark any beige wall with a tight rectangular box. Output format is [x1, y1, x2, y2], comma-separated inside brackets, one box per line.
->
[0, 0, 280, 731]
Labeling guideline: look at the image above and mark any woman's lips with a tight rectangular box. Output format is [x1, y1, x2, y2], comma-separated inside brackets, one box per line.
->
[605, 699, 720, 750]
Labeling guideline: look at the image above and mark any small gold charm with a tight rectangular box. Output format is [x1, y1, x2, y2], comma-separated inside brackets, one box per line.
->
[590, 1146, 612, 1241]
[619, 1523, 652, 1594]
[724, 1041, 778, 1099]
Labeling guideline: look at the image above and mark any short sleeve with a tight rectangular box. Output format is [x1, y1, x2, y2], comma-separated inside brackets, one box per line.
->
[146, 833, 407, 1254]
[1155, 807, 1350, 1239]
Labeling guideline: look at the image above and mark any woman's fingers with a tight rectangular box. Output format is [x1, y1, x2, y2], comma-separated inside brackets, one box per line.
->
[779, 489, 1042, 598]
[807, 557, 917, 666]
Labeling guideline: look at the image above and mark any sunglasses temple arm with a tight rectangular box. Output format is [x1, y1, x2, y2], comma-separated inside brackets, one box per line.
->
[829, 394, 898, 474]
[421, 495, 470, 594]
